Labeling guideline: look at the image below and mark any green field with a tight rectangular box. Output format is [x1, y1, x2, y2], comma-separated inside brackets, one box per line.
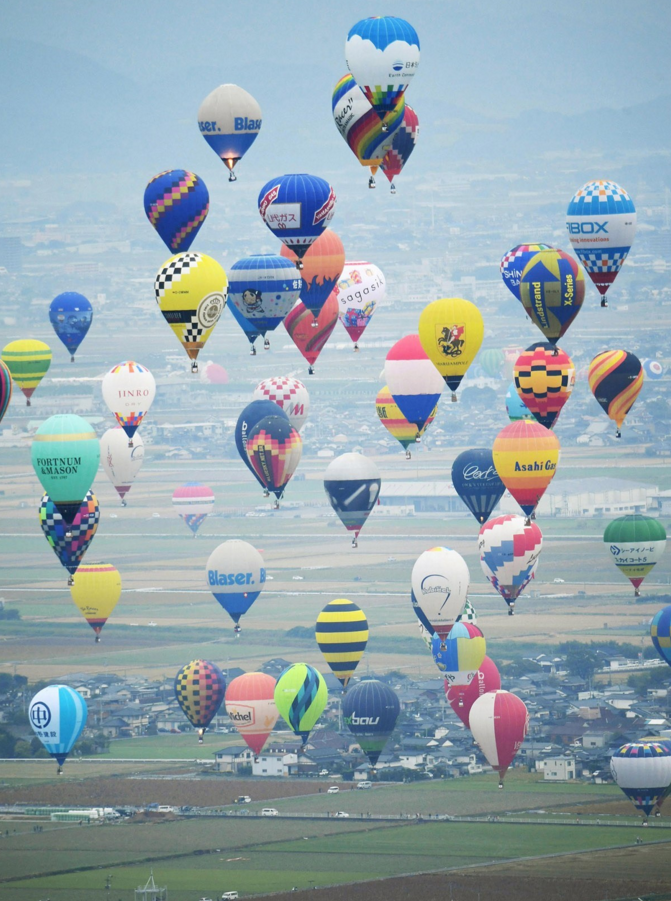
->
[92, 732, 241, 760]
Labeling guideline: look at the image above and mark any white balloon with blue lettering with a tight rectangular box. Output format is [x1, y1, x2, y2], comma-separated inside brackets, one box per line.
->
[206, 539, 266, 634]
[566, 180, 636, 306]
[198, 84, 262, 181]
[28, 684, 88, 772]
[345, 17, 420, 123]
[410, 547, 470, 641]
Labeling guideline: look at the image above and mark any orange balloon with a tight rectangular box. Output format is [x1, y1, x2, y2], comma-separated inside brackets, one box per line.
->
[281, 229, 345, 319]
[284, 290, 339, 374]
[492, 420, 560, 519]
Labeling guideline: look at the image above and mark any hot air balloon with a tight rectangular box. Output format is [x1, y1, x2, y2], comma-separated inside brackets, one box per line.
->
[28, 685, 87, 773]
[49, 292, 93, 362]
[380, 105, 419, 193]
[342, 680, 400, 767]
[154, 252, 227, 372]
[642, 359, 664, 380]
[603, 515, 667, 597]
[247, 416, 302, 507]
[418, 298, 484, 401]
[284, 291, 339, 374]
[518, 249, 585, 346]
[235, 399, 290, 494]
[70, 563, 121, 642]
[253, 377, 310, 432]
[39, 491, 99, 583]
[31, 414, 100, 526]
[144, 170, 209, 254]
[375, 384, 436, 459]
[280, 229, 345, 321]
[323, 453, 380, 548]
[258, 174, 336, 268]
[274, 663, 328, 748]
[456, 599, 479, 626]
[651, 605, 671, 668]
[337, 261, 385, 348]
[228, 300, 263, 353]
[446, 656, 501, 728]
[331, 74, 403, 188]
[227, 254, 301, 353]
[225, 672, 279, 756]
[567, 180, 636, 307]
[202, 361, 228, 385]
[432, 623, 486, 686]
[345, 17, 420, 126]
[588, 350, 644, 437]
[316, 599, 369, 689]
[513, 343, 575, 430]
[411, 547, 470, 640]
[101, 427, 144, 506]
[385, 334, 443, 433]
[2, 339, 52, 405]
[478, 349, 505, 380]
[492, 420, 560, 521]
[206, 540, 266, 634]
[469, 690, 529, 787]
[102, 361, 155, 446]
[451, 448, 505, 525]
[479, 515, 543, 615]
[0, 360, 12, 424]
[500, 244, 553, 301]
[172, 483, 215, 536]
[198, 84, 262, 180]
[174, 660, 226, 742]
[505, 382, 533, 422]
[610, 741, 671, 819]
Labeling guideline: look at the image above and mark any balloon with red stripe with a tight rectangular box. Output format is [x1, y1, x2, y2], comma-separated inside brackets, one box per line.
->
[492, 420, 560, 520]
[172, 483, 215, 536]
[479, 515, 543, 615]
[385, 334, 443, 435]
[469, 690, 529, 787]
[588, 350, 643, 437]
[446, 656, 501, 728]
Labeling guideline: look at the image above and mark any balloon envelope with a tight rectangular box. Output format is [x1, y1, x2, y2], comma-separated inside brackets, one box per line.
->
[380, 105, 419, 187]
[651, 605, 671, 668]
[198, 84, 262, 175]
[566, 180, 636, 302]
[101, 427, 144, 504]
[206, 540, 266, 628]
[505, 382, 533, 422]
[0, 360, 11, 424]
[411, 547, 470, 640]
[500, 244, 553, 301]
[2, 339, 52, 404]
[274, 663, 328, 745]
[315, 599, 369, 688]
[29, 685, 87, 769]
[610, 740, 671, 817]
[246, 415, 302, 501]
[284, 292, 339, 371]
[332, 74, 403, 176]
[492, 420, 560, 518]
[253, 377, 310, 432]
[519, 249, 585, 345]
[323, 453, 380, 543]
[432, 623, 486, 686]
[39, 490, 99, 577]
[173, 483, 215, 535]
[446, 656, 501, 728]
[31, 414, 100, 524]
[49, 292, 93, 360]
[604, 515, 666, 595]
[479, 515, 543, 612]
[174, 660, 226, 738]
[588, 350, 643, 434]
[337, 261, 385, 344]
[154, 253, 227, 369]
[385, 334, 443, 431]
[258, 174, 336, 261]
[70, 563, 121, 640]
[225, 672, 278, 755]
[376, 384, 436, 453]
[144, 170, 209, 253]
[342, 680, 400, 767]
[513, 343, 575, 429]
[235, 400, 290, 489]
[469, 690, 529, 785]
[281, 229, 345, 319]
[418, 298, 485, 397]
[102, 361, 156, 441]
[451, 448, 505, 524]
[228, 254, 301, 337]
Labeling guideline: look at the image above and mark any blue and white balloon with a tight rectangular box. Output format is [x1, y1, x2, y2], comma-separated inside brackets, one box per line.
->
[28, 685, 88, 772]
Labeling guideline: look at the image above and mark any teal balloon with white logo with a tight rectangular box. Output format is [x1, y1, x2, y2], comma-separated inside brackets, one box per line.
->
[28, 684, 88, 773]
[206, 539, 266, 635]
[31, 414, 100, 525]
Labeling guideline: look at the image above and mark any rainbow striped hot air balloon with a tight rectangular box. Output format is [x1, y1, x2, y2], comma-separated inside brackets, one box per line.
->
[0, 360, 12, 424]
[172, 483, 215, 536]
[315, 599, 369, 689]
[70, 563, 122, 642]
[588, 350, 644, 437]
[376, 384, 437, 458]
[174, 660, 226, 742]
[492, 420, 560, 521]
[2, 339, 52, 405]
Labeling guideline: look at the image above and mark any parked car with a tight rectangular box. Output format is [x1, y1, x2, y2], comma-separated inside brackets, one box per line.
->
[333, 811, 350, 818]
[261, 808, 278, 817]
[327, 786, 339, 794]
[235, 795, 251, 804]
[357, 781, 372, 789]
[222, 893, 239, 900]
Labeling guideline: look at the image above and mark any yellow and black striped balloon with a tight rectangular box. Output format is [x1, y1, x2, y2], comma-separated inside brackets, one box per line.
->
[315, 599, 368, 688]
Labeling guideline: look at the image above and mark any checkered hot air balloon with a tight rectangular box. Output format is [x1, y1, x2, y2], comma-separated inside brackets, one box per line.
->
[588, 350, 644, 437]
[513, 343, 575, 430]
[315, 599, 369, 688]
[253, 376, 310, 432]
[174, 660, 226, 742]
[39, 491, 100, 582]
